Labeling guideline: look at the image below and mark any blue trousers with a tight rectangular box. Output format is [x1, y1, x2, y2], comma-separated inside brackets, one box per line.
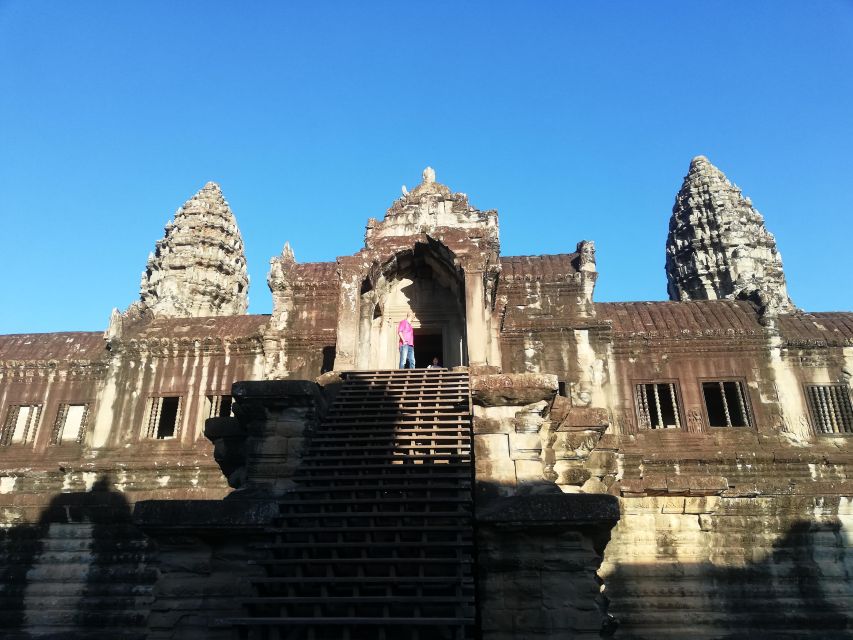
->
[399, 344, 415, 369]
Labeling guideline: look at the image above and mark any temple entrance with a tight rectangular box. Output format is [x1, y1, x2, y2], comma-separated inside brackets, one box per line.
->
[415, 330, 444, 368]
[356, 242, 467, 370]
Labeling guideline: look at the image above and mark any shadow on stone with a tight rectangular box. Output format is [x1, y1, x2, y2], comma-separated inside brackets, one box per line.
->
[0, 475, 152, 640]
[602, 519, 852, 639]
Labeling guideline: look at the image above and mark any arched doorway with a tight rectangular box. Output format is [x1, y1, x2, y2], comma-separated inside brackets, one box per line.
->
[357, 242, 466, 369]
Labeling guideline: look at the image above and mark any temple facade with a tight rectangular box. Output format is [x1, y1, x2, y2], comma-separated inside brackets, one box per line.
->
[1, 159, 852, 639]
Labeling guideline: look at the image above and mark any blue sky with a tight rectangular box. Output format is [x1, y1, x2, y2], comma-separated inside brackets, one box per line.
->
[1, 1, 851, 334]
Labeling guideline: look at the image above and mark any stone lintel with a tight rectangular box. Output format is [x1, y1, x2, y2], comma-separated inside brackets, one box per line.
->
[471, 373, 558, 407]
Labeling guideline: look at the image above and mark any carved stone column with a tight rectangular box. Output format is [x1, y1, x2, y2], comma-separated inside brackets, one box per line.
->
[465, 270, 489, 366]
[333, 257, 363, 371]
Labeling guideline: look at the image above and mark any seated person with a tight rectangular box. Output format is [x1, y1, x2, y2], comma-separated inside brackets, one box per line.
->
[426, 356, 442, 370]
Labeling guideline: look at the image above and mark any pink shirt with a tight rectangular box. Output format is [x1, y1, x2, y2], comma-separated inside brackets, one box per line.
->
[398, 319, 414, 346]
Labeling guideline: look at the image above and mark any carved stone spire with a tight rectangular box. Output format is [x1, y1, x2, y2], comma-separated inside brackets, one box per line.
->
[139, 182, 249, 317]
[665, 156, 794, 314]
[364, 167, 499, 248]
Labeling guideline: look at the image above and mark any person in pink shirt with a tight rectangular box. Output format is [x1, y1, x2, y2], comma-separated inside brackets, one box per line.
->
[397, 311, 415, 369]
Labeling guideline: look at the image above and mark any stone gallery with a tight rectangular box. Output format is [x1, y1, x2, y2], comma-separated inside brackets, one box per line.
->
[1, 158, 851, 639]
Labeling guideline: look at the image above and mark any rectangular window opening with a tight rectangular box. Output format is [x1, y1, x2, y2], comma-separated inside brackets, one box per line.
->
[635, 383, 682, 429]
[52, 403, 90, 444]
[806, 385, 853, 435]
[145, 396, 182, 439]
[702, 381, 751, 428]
[1, 404, 43, 445]
[557, 381, 568, 398]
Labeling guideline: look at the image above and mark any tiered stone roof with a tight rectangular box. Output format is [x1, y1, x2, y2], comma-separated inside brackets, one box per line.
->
[665, 156, 794, 314]
[139, 182, 250, 317]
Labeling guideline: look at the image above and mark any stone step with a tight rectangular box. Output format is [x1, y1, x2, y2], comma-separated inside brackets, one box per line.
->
[0, 608, 148, 627]
[9, 564, 157, 582]
[1, 582, 153, 597]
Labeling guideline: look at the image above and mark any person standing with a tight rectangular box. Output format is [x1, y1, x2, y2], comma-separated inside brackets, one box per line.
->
[397, 311, 415, 369]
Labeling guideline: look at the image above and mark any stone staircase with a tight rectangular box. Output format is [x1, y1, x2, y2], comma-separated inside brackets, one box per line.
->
[0, 520, 155, 639]
[233, 368, 476, 640]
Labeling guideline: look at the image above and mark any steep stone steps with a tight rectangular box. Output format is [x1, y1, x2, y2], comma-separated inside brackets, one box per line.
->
[0, 520, 155, 639]
[231, 368, 476, 640]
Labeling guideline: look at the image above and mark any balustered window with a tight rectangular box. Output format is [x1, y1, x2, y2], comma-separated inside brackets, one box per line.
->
[806, 385, 853, 435]
[206, 394, 233, 418]
[635, 382, 682, 429]
[1, 404, 42, 445]
[702, 381, 752, 428]
[144, 396, 182, 439]
[51, 403, 91, 444]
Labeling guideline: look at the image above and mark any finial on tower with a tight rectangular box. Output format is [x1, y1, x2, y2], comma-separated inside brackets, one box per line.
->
[281, 241, 296, 263]
[423, 167, 435, 184]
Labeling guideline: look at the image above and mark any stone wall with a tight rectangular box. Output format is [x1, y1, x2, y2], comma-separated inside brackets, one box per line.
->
[602, 435, 853, 639]
[471, 372, 620, 638]
[470, 369, 853, 638]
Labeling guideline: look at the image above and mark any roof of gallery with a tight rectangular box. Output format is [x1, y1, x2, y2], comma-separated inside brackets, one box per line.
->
[0, 332, 106, 360]
[595, 300, 765, 337]
[121, 314, 269, 339]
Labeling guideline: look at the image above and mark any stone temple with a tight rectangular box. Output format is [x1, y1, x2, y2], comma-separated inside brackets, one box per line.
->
[1, 158, 852, 639]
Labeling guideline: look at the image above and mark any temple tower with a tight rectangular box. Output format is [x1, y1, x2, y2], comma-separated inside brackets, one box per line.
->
[139, 182, 250, 317]
[665, 156, 795, 314]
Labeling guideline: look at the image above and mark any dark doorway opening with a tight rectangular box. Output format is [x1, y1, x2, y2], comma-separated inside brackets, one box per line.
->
[415, 331, 444, 368]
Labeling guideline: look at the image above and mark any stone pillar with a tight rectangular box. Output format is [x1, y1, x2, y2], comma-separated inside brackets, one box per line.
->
[465, 270, 489, 366]
[205, 380, 325, 497]
[355, 297, 374, 370]
[333, 259, 362, 370]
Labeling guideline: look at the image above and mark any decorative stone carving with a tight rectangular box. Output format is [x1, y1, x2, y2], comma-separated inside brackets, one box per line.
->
[138, 182, 249, 318]
[665, 156, 795, 315]
[576, 240, 596, 272]
[365, 167, 499, 248]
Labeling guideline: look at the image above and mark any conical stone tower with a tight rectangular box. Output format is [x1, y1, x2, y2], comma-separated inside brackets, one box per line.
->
[665, 156, 794, 314]
[139, 182, 249, 317]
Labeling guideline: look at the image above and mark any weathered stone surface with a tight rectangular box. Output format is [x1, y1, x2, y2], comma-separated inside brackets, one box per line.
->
[666, 156, 794, 314]
[471, 373, 558, 406]
[133, 498, 278, 530]
[555, 406, 609, 430]
[477, 493, 620, 524]
[139, 182, 249, 318]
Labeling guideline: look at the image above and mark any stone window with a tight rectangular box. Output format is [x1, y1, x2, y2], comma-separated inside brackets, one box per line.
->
[206, 394, 233, 418]
[635, 383, 682, 429]
[701, 381, 752, 428]
[557, 381, 568, 398]
[51, 403, 90, 444]
[1, 404, 43, 445]
[806, 385, 853, 435]
[144, 396, 182, 439]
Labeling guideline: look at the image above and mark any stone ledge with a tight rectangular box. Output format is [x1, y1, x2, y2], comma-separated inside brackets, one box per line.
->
[232, 379, 323, 402]
[476, 493, 620, 525]
[133, 499, 278, 532]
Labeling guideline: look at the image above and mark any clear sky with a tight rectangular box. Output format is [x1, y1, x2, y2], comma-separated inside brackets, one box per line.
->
[1, 1, 851, 334]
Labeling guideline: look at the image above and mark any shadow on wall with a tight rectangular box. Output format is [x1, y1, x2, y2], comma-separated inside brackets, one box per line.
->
[0, 476, 153, 640]
[602, 519, 852, 639]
